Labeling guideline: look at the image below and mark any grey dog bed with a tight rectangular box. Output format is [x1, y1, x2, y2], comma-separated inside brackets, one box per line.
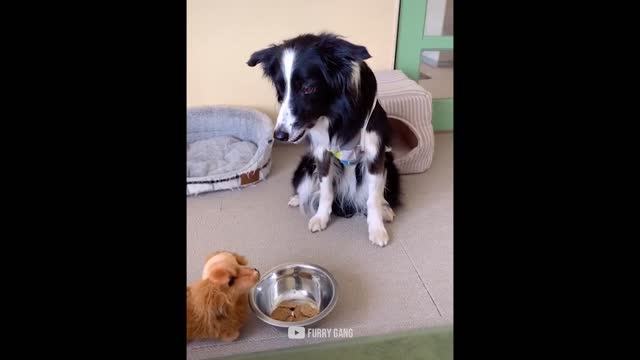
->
[187, 106, 274, 196]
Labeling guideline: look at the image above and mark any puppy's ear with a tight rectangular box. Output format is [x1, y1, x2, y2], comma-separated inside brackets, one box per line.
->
[247, 45, 279, 67]
[208, 266, 232, 286]
[232, 253, 248, 266]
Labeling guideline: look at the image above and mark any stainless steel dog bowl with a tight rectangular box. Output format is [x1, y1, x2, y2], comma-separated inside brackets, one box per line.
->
[249, 263, 338, 328]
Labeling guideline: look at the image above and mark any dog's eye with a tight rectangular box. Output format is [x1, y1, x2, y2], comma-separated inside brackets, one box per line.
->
[302, 85, 316, 95]
[228, 277, 236, 286]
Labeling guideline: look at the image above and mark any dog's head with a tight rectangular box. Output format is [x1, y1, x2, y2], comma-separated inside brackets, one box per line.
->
[201, 251, 260, 301]
[247, 33, 371, 143]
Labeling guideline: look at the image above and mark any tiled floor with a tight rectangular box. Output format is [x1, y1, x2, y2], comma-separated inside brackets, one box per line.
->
[187, 133, 453, 359]
[419, 62, 453, 100]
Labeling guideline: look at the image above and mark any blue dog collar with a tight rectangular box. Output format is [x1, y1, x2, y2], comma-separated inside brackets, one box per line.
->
[329, 148, 362, 166]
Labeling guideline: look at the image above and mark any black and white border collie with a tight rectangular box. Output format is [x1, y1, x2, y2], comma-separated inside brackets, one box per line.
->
[247, 33, 400, 247]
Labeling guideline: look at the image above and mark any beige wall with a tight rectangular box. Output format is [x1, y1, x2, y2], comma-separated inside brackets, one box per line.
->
[187, 0, 400, 120]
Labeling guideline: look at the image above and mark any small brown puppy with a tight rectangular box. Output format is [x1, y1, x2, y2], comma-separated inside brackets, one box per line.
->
[187, 251, 260, 342]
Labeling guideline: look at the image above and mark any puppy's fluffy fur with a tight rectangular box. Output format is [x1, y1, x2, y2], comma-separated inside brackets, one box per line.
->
[187, 251, 260, 342]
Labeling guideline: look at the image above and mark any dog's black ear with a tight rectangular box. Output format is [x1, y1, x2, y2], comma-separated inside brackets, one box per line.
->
[247, 45, 279, 67]
[318, 33, 371, 62]
[336, 41, 371, 62]
[317, 34, 371, 92]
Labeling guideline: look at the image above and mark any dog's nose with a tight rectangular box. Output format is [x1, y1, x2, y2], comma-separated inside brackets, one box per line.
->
[274, 129, 289, 142]
[254, 268, 260, 277]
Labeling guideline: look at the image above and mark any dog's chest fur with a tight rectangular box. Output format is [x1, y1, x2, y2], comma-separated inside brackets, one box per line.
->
[306, 117, 378, 214]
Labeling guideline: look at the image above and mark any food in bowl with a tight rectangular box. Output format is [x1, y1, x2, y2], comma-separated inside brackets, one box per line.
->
[270, 300, 320, 322]
[249, 263, 338, 327]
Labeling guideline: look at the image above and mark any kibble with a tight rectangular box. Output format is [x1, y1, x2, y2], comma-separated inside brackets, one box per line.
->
[270, 300, 320, 322]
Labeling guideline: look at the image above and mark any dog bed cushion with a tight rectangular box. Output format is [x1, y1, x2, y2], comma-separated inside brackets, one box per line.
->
[187, 106, 274, 196]
[187, 136, 258, 178]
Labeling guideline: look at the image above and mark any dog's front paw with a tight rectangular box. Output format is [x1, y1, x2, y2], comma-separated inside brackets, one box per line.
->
[368, 226, 389, 247]
[288, 195, 300, 207]
[382, 205, 395, 223]
[308, 214, 329, 233]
